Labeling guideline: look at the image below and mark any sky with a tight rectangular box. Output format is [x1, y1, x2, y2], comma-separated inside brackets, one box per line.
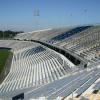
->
[0, 0, 100, 32]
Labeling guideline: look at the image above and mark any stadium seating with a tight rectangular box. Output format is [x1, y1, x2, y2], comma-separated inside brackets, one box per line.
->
[0, 40, 74, 99]
[25, 67, 100, 100]
[50, 26, 100, 65]
[0, 25, 100, 100]
[49, 26, 91, 43]
[15, 28, 71, 41]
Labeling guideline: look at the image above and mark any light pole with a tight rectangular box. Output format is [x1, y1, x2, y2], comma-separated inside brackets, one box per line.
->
[33, 9, 40, 30]
[84, 9, 87, 25]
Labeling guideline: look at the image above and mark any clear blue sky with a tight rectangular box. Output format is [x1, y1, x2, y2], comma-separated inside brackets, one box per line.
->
[0, 0, 100, 32]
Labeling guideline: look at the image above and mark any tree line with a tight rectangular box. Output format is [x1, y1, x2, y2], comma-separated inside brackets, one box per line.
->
[0, 30, 24, 39]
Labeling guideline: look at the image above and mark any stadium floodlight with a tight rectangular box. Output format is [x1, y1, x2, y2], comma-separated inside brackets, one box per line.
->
[84, 9, 87, 13]
[33, 9, 40, 16]
[33, 8, 40, 30]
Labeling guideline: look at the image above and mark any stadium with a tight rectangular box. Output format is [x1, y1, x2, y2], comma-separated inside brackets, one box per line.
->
[0, 25, 100, 100]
